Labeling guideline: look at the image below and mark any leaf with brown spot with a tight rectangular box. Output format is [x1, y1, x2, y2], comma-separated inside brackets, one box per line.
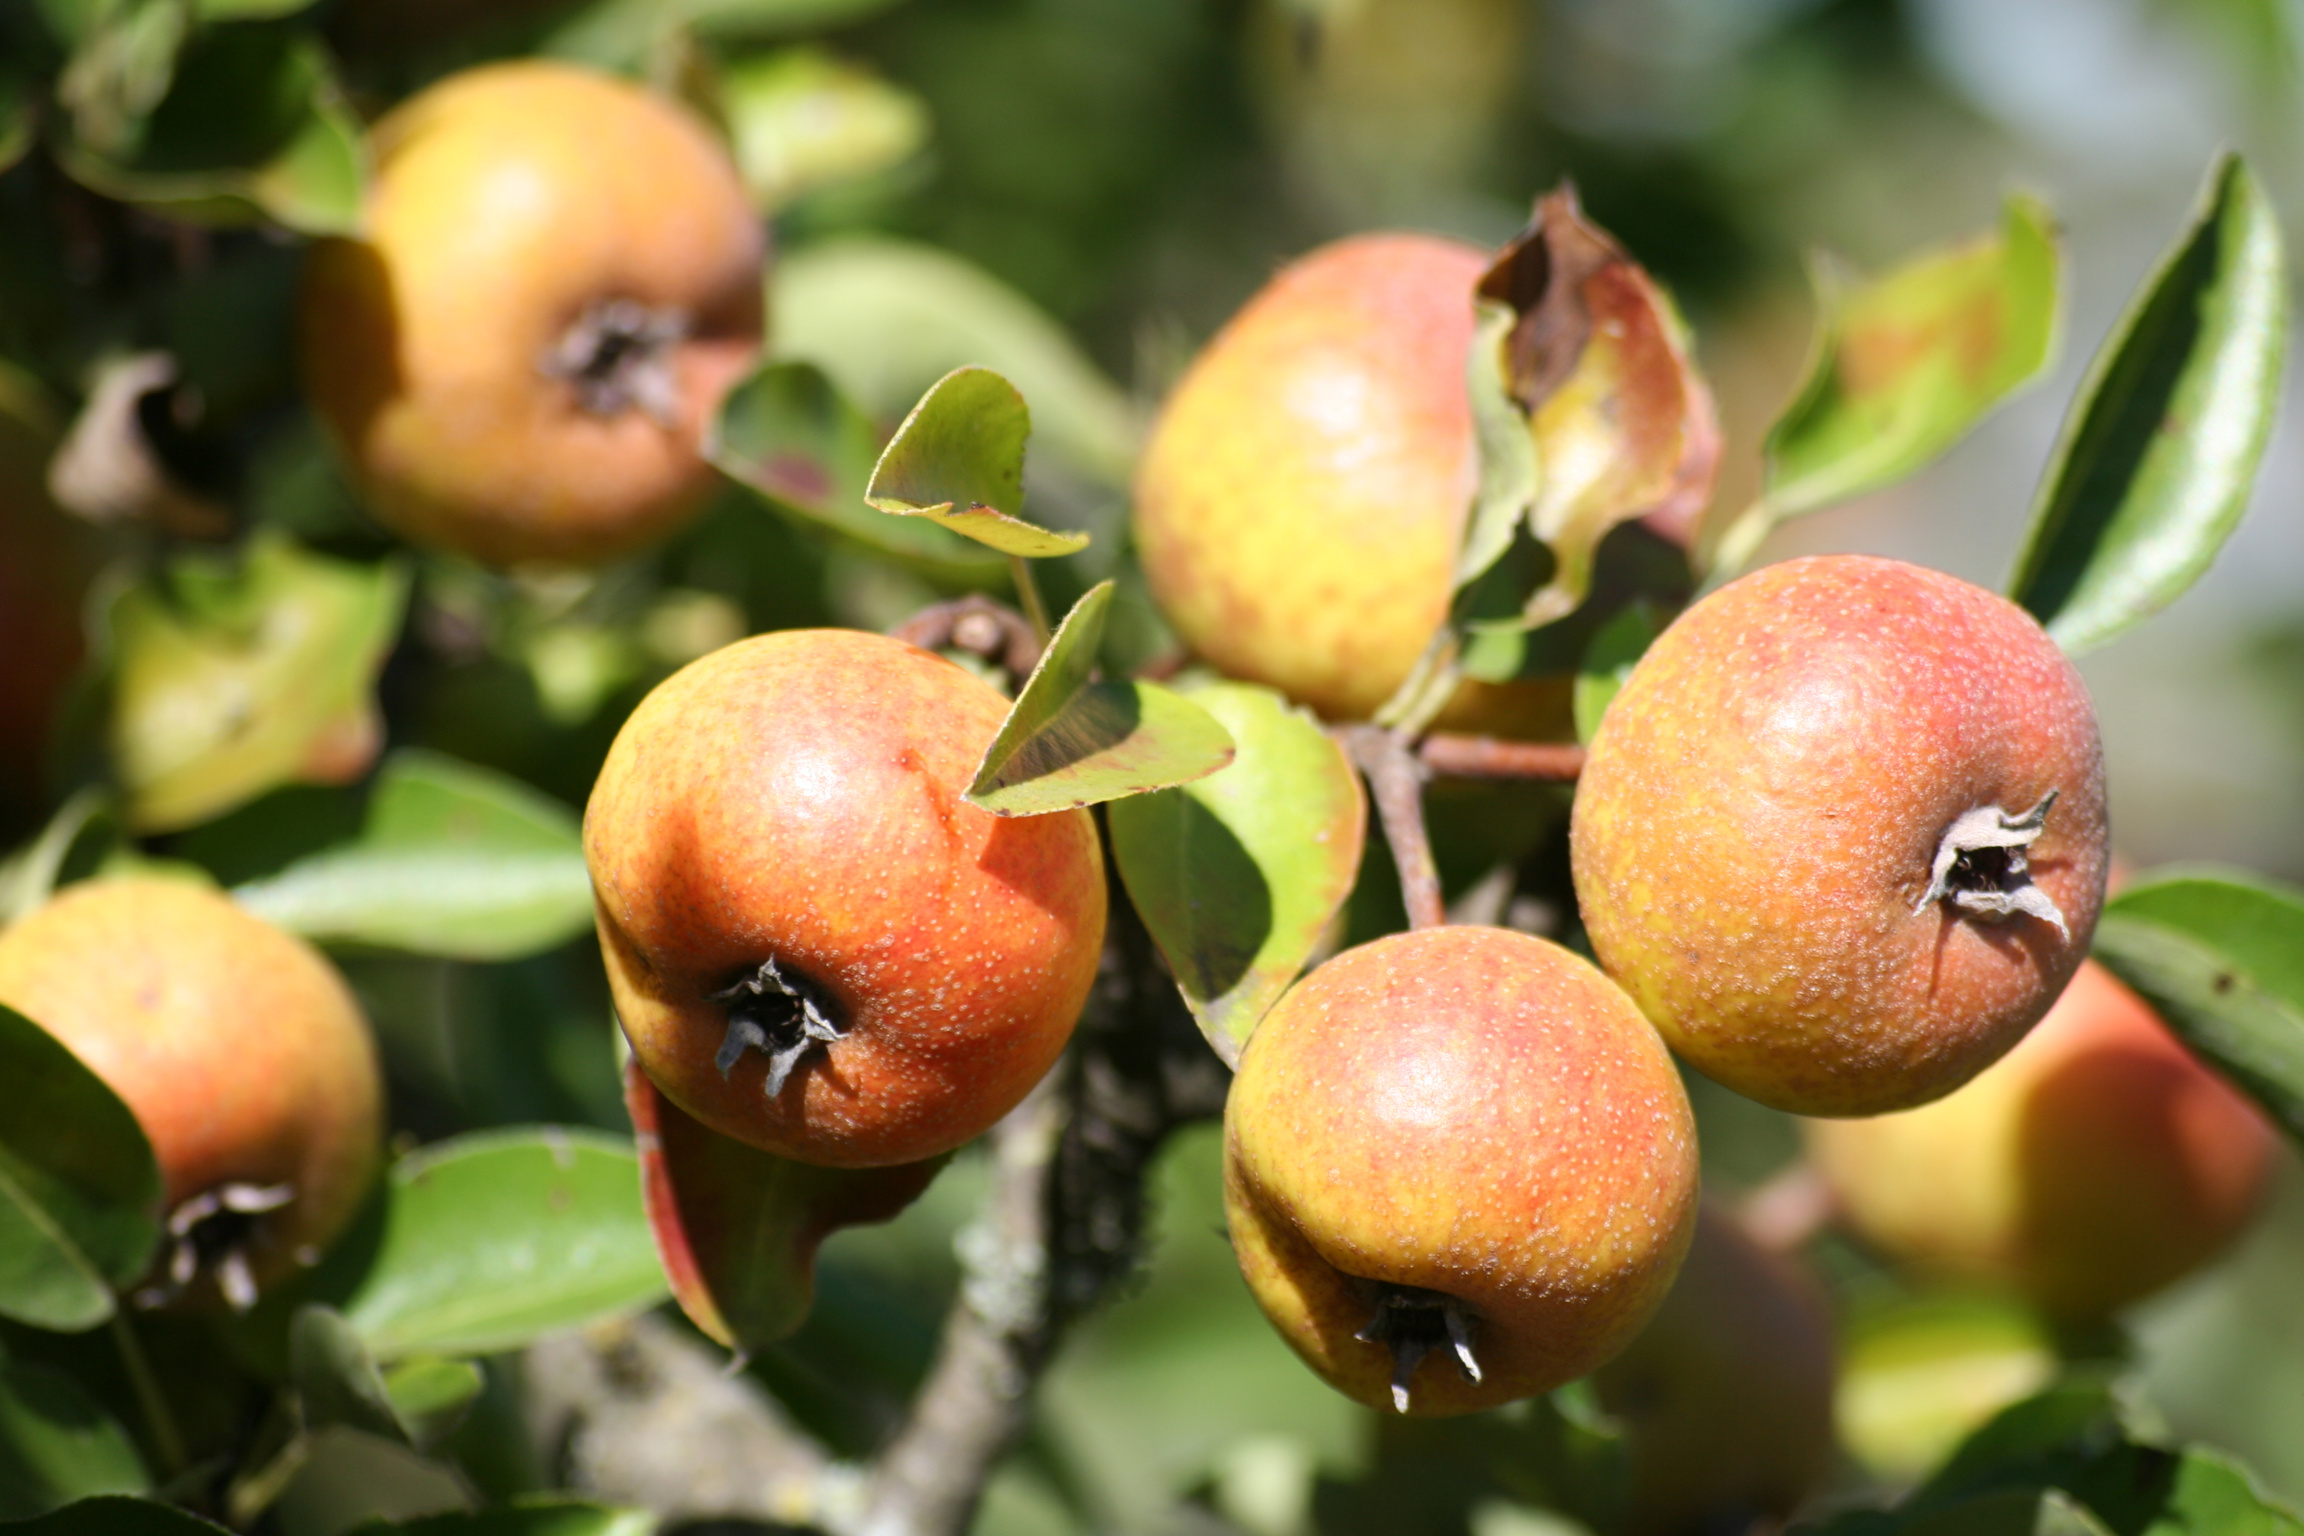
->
[866, 366, 1089, 558]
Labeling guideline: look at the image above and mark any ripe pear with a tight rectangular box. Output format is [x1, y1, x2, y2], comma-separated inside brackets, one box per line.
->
[1807, 960, 2277, 1320]
[1223, 925, 1699, 1416]
[585, 629, 1107, 1169]
[1132, 234, 1568, 735]
[0, 878, 384, 1308]
[1571, 554, 2108, 1116]
[301, 60, 764, 567]
[1594, 1206, 1838, 1535]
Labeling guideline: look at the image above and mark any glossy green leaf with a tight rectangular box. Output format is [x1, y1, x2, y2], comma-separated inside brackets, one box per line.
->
[293, 1304, 409, 1446]
[1107, 684, 1364, 1066]
[57, 27, 363, 235]
[866, 367, 1088, 557]
[232, 751, 593, 961]
[625, 1063, 942, 1351]
[328, 1129, 664, 1361]
[968, 581, 1235, 816]
[772, 237, 1140, 486]
[0, 1356, 147, 1518]
[0, 1003, 161, 1332]
[706, 359, 1002, 575]
[1709, 193, 2060, 576]
[1572, 602, 1662, 745]
[355, 1503, 655, 1536]
[720, 47, 928, 211]
[544, 0, 903, 70]
[2010, 155, 2288, 655]
[379, 1359, 483, 1450]
[105, 533, 408, 835]
[2091, 867, 2304, 1149]
[0, 1496, 228, 1533]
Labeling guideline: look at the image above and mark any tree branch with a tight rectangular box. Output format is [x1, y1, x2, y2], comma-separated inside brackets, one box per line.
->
[1340, 725, 1446, 931]
[888, 595, 1043, 681]
[1418, 733, 1586, 782]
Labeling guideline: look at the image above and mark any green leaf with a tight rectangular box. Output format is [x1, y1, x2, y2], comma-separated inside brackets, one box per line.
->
[719, 47, 927, 211]
[0, 1496, 229, 1533]
[0, 1356, 147, 1518]
[378, 1359, 483, 1450]
[544, 0, 903, 70]
[57, 25, 364, 235]
[1107, 683, 1364, 1066]
[0, 792, 120, 931]
[866, 367, 1088, 557]
[625, 1063, 943, 1351]
[105, 533, 408, 835]
[968, 582, 1235, 816]
[327, 1128, 664, 1361]
[771, 237, 1141, 487]
[292, 1304, 410, 1446]
[1572, 602, 1662, 745]
[0, 66, 34, 177]
[706, 359, 1003, 575]
[2091, 867, 2304, 1150]
[2009, 154, 2288, 655]
[195, 0, 322, 17]
[1709, 193, 2061, 576]
[353, 1503, 655, 1536]
[0, 1003, 161, 1332]
[232, 751, 593, 961]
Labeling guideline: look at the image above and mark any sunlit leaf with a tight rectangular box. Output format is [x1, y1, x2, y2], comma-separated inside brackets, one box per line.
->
[866, 367, 1088, 557]
[56, 26, 364, 235]
[1572, 602, 1662, 745]
[0, 1003, 161, 1332]
[1107, 684, 1363, 1066]
[968, 581, 1234, 816]
[0, 1356, 147, 1518]
[706, 358, 1002, 575]
[624, 1063, 943, 1352]
[232, 751, 593, 962]
[772, 237, 1141, 486]
[2010, 154, 2287, 655]
[1836, 1293, 2059, 1484]
[544, 0, 904, 71]
[105, 533, 408, 835]
[378, 1358, 483, 1450]
[719, 47, 928, 211]
[1708, 193, 2061, 576]
[2091, 866, 2304, 1150]
[325, 1128, 664, 1361]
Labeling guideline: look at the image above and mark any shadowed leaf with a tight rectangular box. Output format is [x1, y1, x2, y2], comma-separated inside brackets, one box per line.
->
[969, 582, 1234, 816]
[1572, 601, 1662, 745]
[867, 367, 1089, 557]
[0, 1356, 147, 1518]
[232, 751, 593, 961]
[0, 1496, 227, 1533]
[292, 1304, 410, 1446]
[2091, 866, 2304, 1152]
[355, 1503, 657, 1535]
[624, 1063, 943, 1352]
[0, 1003, 161, 1332]
[106, 533, 407, 835]
[1108, 684, 1364, 1066]
[708, 358, 1003, 575]
[2010, 154, 2287, 655]
[1708, 193, 2060, 576]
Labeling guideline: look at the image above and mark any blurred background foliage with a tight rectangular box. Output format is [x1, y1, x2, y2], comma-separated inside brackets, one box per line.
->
[5, 0, 2304, 1531]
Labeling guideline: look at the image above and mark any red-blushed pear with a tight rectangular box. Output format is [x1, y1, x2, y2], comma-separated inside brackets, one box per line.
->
[1593, 1206, 1838, 1536]
[300, 60, 764, 568]
[0, 878, 384, 1309]
[1131, 234, 1570, 737]
[1571, 554, 2108, 1117]
[1222, 925, 1699, 1417]
[585, 629, 1107, 1169]
[1806, 959, 2278, 1321]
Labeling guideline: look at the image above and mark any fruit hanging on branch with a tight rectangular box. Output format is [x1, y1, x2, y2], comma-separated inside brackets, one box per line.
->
[300, 60, 765, 568]
[0, 878, 384, 1310]
[1806, 958, 2277, 1320]
[585, 628, 1108, 1169]
[1571, 553, 2108, 1117]
[1222, 925, 1699, 1416]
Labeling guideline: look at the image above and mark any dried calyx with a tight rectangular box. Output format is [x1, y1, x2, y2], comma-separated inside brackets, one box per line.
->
[711, 956, 847, 1097]
[538, 297, 689, 424]
[1355, 1281, 1484, 1413]
[1915, 791, 2068, 938]
[139, 1181, 296, 1312]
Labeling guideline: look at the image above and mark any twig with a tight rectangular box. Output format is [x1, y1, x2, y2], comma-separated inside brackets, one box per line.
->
[1418, 733, 1586, 782]
[111, 1309, 188, 1479]
[1008, 555, 1053, 646]
[889, 595, 1043, 682]
[1339, 725, 1446, 931]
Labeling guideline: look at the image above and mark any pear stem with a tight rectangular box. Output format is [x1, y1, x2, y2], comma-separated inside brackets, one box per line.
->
[1007, 556, 1052, 646]
[1418, 733, 1585, 781]
[1340, 725, 1445, 930]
